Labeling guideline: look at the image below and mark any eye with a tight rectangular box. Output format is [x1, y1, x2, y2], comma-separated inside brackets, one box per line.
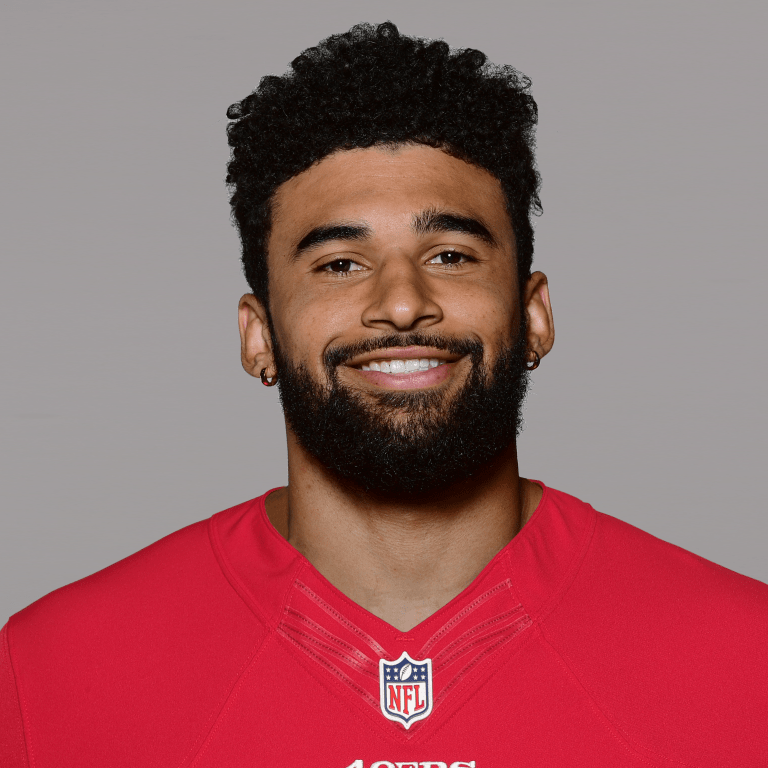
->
[427, 250, 472, 266]
[323, 259, 364, 274]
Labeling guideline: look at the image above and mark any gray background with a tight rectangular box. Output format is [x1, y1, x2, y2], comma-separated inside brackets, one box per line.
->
[2, 0, 766, 622]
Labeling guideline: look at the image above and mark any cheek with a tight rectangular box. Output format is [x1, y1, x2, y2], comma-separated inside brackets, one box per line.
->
[443, 277, 519, 347]
[270, 282, 357, 366]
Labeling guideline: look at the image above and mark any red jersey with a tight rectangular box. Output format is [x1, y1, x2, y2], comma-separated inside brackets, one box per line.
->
[2, 483, 767, 767]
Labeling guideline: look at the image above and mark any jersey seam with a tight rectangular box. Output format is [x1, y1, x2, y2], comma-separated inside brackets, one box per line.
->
[176, 625, 271, 768]
[537, 624, 701, 768]
[184, 631, 395, 765]
[275, 574, 538, 746]
[272, 630, 399, 744]
[531, 504, 597, 624]
[425, 616, 540, 742]
[5, 621, 33, 768]
[208, 511, 300, 630]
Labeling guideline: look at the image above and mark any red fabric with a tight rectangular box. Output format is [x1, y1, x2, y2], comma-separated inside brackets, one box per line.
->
[0, 624, 27, 768]
[2, 483, 767, 767]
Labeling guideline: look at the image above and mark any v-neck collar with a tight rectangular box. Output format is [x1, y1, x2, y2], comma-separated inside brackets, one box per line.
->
[211, 480, 596, 641]
[211, 481, 595, 632]
[209, 481, 596, 739]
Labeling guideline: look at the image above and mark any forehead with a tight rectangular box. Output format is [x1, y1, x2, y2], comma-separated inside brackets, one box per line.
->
[270, 144, 512, 245]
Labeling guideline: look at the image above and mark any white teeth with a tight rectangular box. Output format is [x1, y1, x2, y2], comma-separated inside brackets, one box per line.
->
[360, 357, 449, 374]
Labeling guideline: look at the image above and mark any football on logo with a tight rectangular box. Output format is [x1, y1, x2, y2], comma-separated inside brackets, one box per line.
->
[379, 652, 433, 729]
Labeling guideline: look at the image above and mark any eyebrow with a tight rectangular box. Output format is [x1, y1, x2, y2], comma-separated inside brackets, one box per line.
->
[292, 223, 372, 260]
[412, 208, 497, 247]
[291, 209, 497, 261]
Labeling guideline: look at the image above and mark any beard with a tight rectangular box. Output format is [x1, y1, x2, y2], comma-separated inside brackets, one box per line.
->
[273, 324, 530, 497]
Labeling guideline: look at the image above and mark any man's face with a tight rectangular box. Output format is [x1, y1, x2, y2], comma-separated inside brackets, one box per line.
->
[252, 144, 537, 494]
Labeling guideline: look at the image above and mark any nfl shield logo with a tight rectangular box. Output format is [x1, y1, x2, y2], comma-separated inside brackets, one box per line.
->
[379, 652, 433, 729]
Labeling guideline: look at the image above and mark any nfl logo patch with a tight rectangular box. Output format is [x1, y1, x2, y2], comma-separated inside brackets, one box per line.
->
[379, 652, 433, 729]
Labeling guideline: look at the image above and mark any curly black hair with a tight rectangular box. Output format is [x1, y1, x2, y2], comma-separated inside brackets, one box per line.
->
[226, 21, 541, 309]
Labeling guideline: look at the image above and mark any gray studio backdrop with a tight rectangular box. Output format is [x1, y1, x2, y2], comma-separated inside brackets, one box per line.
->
[2, 0, 766, 622]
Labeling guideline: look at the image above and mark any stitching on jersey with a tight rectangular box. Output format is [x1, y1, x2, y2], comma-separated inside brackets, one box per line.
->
[276, 586, 540, 746]
[525, 505, 598, 624]
[279, 629, 380, 709]
[283, 608, 375, 666]
[429, 605, 525, 664]
[294, 580, 388, 657]
[278, 623, 379, 678]
[431, 617, 533, 709]
[282, 577, 533, 733]
[538, 626, 696, 768]
[2, 624, 30, 768]
[275, 632, 414, 745]
[185, 633, 284, 767]
[6, 622, 35, 768]
[207, 511, 275, 627]
[420, 579, 514, 655]
[424, 621, 541, 744]
[176, 628, 270, 768]
[432, 614, 532, 673]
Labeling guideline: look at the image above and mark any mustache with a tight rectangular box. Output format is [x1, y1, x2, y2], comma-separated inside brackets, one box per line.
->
[324, 332, 484, 370]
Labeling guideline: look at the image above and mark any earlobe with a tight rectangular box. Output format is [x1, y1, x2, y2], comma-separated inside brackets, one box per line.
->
[238, 294, 276, 379]
[523, 272, 554, 363]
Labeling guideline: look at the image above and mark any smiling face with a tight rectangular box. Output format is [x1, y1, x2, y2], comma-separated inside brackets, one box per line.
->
[239, 143, 554, 494]
[270, 145, 520, 390]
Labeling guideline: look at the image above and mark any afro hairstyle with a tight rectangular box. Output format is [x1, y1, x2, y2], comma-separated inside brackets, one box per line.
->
[226, 21, 541, 309]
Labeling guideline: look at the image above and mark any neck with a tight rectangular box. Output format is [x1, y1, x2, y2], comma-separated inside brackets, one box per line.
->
[265, 432, 541, 632]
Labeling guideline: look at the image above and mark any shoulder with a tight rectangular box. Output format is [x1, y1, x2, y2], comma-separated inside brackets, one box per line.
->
[6, 501, 268, 767]
[539, 487, 768, 626]
[588, 509, 768, 625]
[9, 500, 268, 665]
[540, 498, 768, 766]
[11, 514, 235, 640]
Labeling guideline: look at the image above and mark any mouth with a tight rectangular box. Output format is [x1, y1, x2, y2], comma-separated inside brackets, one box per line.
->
[361, 357, 448, 374]
[343, 346, 463, 390]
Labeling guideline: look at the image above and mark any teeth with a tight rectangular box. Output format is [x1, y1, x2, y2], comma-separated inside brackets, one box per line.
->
[360, 357, 447, 374]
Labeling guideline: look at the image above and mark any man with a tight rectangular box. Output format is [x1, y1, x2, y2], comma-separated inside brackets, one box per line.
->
[1, 21, 766, 768]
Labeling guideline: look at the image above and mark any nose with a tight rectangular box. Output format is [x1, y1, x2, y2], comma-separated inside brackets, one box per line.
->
[361, 257, 443, 332]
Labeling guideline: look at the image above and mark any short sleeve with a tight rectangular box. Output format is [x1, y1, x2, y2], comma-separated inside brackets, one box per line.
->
[0, 623, 28, 768]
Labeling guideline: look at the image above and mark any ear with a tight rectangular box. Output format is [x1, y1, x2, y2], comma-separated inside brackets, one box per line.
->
[238, 294, 276, 379]
[522, 272, 554, 361]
